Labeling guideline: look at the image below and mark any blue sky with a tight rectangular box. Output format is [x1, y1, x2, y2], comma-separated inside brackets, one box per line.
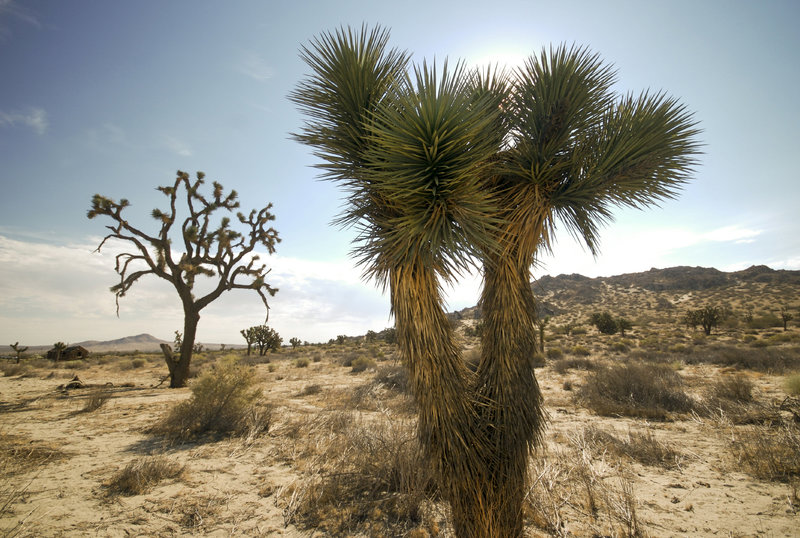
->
[1, 0, 798, 346]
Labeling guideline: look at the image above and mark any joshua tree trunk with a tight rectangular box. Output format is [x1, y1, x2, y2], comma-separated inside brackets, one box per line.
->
[165, 307, 200, 388]
[473, 253, 546, 537]
[389, 258, 497, 536]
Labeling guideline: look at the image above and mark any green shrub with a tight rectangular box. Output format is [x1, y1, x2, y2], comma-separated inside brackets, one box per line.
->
[577, 362, 695, 420]
[351, 356, 376, 373]
[153, 357, 270, 441]
[295, 357, 310, 368]
[609, 342, 629, 354]
[545, 347, 563, 360]
[570, 345, 591, 357]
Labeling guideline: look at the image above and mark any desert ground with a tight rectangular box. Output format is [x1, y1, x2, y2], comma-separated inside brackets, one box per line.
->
[2, 267, 799, 536]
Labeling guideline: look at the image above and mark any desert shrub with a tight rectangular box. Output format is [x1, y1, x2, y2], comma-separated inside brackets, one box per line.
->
[131, 358, 146, 368]
[590, 312, 618, 335]
[570, 345, 591, 357]
[748, 314, 783, 330]
[340, 351, 362, 367]
[785, 373, 800, 396]
[283, 417, 438, 536]
[552, 357, 594, 375]
[728, 424, 800, 481]
[152, 358, 271, 441]
[299, 384, 322, 397]
[708, 374, 754, 403]
[577, 362, 695, 419]
[609, 341, 630, 354]
[1, 363, 30, 377]
[545, 347, 563, 360]
[295, 357, 310, 368]
[105, 456, 185, 495]
[351, 356, 376, 373]
[374, 364, 411, 394]
[311, 351, 323, 362]
[686, 344, 800, 373]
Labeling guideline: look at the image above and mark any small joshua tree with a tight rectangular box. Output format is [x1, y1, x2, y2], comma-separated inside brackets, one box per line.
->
[686, 306, 723, 335]
[616, 317, 633, 337]
[289, 337, 302, 349]
[10, 342, 28, 364]
[240, 327, 256, 356]
[780, 307, 794, 331]
[246, 325, 282, 355]
[89, 170, 280, 388]
[52, 341, 67, 362]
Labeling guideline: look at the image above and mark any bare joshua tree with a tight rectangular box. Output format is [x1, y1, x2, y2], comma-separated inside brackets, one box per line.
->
[88, 170, 280, 387]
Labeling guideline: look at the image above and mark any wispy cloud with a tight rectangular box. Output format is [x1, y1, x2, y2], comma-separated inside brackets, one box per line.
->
[160, 134, 193, 157]
[0, 235, 389, 346]
[703, 225, 761, 244]
[0, 107, 48, 135]
[0, 0, 40, 40]
[236, 51, 274, 82]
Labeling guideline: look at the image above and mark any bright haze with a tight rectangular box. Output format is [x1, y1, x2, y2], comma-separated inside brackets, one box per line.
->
[1, 1, 798, 346]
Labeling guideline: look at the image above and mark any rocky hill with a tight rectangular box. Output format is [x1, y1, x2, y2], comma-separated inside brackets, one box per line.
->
[450, 265, 800, 326]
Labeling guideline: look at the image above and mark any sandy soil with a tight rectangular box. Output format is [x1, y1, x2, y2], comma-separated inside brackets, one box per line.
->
[1, 354, 798, 537]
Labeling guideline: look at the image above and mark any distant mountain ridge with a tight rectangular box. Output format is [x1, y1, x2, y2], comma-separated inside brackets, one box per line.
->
[73, 333, 170, 352]
[449, 265, 800, 320]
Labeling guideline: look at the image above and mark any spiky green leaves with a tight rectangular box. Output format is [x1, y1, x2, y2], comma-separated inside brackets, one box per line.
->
[503, 44, 701, 257]
[292, 26, 505, 284]
[290, 24, 410, 182]
[356, 61, 504, 283]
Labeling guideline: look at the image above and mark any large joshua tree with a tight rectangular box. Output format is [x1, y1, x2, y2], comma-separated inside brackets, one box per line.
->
[291, 25, 700, 537]
[89, 171, 280, 388]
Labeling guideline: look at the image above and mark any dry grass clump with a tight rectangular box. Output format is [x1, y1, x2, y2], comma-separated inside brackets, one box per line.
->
[0, 432, 68, 476]
[687, 344, 800, 373]
[551, 357, 594, 375]
[373, 364, 411, 394]
[526, 448, 644, 537]
[784, 373, 800, 396]
[281, 415, 439, 536]
[707, 374, 754, 403]
[577, 362, 695, 420]
[104, 456, 185, 496]
[0, 363, 30, 377]
[580, 426, 683, 469]
[79, 389, 113, 413]
[728, 424, 800, 481]
[151, 357, 271, 441]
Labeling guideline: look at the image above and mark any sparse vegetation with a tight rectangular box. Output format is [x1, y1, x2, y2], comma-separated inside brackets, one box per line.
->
[152, 357, 271, 441]
[105, 456, 185, 496]
[578, 362, 695, 419]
